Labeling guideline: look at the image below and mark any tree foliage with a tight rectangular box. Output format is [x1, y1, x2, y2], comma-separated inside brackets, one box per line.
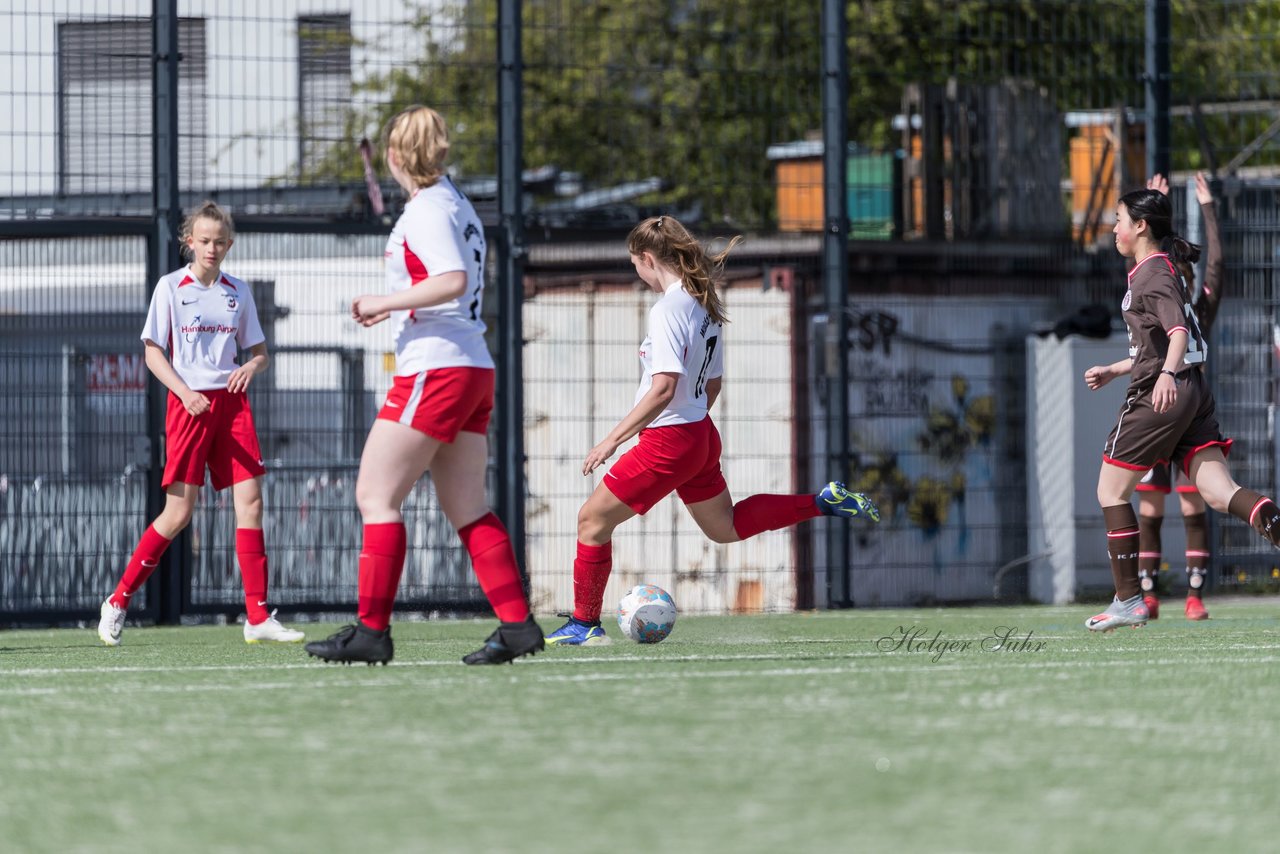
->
[305, 1, 1280, 226]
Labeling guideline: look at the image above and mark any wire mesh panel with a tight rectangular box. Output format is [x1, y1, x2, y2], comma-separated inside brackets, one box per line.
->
[181, 231, 486, 612]
[0, 234, 152, 618]
[518, 1, 822, 231]
[523, 274, 799, 616]
[1208, 182, 1280, 590]
[4, 0, 1280, 621]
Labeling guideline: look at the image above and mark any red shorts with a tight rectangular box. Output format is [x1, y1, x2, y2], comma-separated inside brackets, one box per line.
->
[377, 367, 494, 442]
[604, 416, 728, 515]
[163, 389, 265, 491]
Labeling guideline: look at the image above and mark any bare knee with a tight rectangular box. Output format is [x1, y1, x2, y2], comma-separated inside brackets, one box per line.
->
[235, 493, 263, 527]
[1199, 487, 1232, 515]
[1137, 494, 1163, 519]
[1097, 487, 1127, 508]
[705, 526, 738, 545]
[577, 505, 612, 544]
[356, 481, 398, 523]
[157, 500, 194, 533]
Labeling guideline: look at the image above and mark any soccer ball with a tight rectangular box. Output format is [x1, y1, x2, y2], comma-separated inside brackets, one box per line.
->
[617, 584, 677, 644]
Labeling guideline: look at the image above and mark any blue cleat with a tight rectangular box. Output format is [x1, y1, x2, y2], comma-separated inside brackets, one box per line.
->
[544, 617, 611, 646]
[816, 482, 880, 522]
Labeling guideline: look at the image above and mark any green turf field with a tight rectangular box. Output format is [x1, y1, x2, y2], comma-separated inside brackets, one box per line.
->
[4, 601, 1280, 853]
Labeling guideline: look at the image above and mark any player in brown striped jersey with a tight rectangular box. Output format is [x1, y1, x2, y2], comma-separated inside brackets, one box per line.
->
[1134, 173, 1222, 621]
[1082, 186, 1280, 631]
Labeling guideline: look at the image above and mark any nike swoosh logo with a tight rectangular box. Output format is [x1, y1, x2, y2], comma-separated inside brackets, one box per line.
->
[141, 560, 157, 568]
[256, 600, 267, 607]
[121, 591, 132, 598]
[182, 299, 198, 305]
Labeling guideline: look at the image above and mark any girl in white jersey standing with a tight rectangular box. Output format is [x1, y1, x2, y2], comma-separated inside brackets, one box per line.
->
[97, 202, 304, 646]
[305, 106, 543, 666]
[545, 216, 880, 646]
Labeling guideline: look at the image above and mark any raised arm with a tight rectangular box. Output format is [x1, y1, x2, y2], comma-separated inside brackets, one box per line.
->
[1194, 172, 1224, 332]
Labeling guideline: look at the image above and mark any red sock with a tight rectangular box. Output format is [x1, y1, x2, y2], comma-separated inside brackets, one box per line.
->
[458, 512, 530, 623]
[236, 528, 270, 624]
[110, 525, 172, 609]
[572, 541, 613, 623]
[732, 494, 822, 540]
[357, 522, 407, 631]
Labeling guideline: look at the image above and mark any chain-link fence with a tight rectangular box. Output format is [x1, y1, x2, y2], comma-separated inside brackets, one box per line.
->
[4, 1, 1280, 624]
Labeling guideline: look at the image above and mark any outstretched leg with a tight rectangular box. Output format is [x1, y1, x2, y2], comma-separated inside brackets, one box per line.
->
[683, 483, 879, 546]
[1189, 448, 1280, 548]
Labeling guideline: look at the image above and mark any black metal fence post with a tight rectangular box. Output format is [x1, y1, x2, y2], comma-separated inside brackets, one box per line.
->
[822, 0, 851, 606]
[1145, 0, 1171, 179]
[497, 0, 527, 582]
[148, 0, 187, 624]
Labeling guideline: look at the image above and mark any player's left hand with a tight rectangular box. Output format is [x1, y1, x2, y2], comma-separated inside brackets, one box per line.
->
[351, 295, 389, 325]
[226, 364, 256, 393]
[1194, 171, 1212, 205]
[1147, 173, 1169, 196]
[582, 439, 620, 476]
[1152, 373, 1177, 414]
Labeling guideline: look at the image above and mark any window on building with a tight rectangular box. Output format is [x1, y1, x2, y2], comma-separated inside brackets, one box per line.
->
[298, 14, 352, 178]
[57, 18, 207, 195]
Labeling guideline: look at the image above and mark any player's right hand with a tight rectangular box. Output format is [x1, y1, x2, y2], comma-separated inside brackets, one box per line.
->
[1146, 173, 1169, 196]
[1084, 365, 1112, 390]
[181, 391, 211, 416]
[582, 439, 620, 476]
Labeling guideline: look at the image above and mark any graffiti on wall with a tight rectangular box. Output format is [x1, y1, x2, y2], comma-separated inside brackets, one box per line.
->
[843, 305, 1000, 557]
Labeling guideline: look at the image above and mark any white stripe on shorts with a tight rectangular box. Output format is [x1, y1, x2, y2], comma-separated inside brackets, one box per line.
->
[1106, 395, 1138, 460]
[400, 371, 428, 426]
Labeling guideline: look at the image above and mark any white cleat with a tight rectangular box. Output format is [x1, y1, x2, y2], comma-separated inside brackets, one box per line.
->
[1085, 595, 1150, 632]
[98, 599, 126, 646]
[244, 609, 305, 644]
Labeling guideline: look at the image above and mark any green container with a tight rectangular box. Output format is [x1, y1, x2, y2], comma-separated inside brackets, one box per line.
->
[847, 152, 895, 239]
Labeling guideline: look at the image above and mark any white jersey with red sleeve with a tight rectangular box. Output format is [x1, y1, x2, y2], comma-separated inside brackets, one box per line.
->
[638, 281, 723, 428]
[140, 266, 265, 391]
[384, 178, 493, 375]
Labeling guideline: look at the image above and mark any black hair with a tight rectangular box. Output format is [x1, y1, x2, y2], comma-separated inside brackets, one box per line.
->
[1118, 187, 1201, 269]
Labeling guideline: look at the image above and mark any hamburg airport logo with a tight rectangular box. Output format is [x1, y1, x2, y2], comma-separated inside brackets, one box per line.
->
[182, 316, 237, 343]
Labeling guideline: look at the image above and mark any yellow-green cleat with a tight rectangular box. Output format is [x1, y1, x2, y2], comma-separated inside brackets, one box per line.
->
[816, 482, 880, 522]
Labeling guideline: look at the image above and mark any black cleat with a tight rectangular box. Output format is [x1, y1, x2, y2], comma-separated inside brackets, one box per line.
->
[462, 616, 545, 665]
[305, 623, 393, 666]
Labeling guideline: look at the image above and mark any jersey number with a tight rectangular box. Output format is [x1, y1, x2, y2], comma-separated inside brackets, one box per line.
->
[694, 335, 718, 398]
[1182, 298, 1207, 365]
[468, 247, 483, 321]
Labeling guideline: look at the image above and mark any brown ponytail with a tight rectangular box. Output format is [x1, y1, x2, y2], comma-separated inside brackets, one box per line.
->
[626, 216, 740, 325]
